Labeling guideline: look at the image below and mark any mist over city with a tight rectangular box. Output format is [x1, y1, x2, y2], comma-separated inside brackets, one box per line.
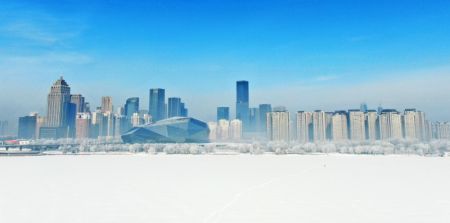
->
[1, 1, 450, 223]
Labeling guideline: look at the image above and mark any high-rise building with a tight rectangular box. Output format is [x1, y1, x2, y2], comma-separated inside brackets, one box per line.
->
[0, 120, 8, 137]
[101, 96, 113, 114]
[36, 116, 46, 139]
[348, 110, 366, 141]
[267, 108, 290, 142]
[312, 110, 326, 142]
[149, 88, 165, 122]
[325, 112, 334, 140]
[46, 77, 71, 128]
[217, 119, 230, 140]
[365, 110, 378, 141]
[258, 104, 272, 133]
[230, 119, 243, 141]
[249, 107, 260, 132]
[75, 113, 91, 139]
[379, 109, 403, 140]
[331, 111, 348, 141]
[70, 94, 85, 113]
[415, 111, 427, 141]
[296, 111, 312, 143]
[131, 113, 141, 127]
[18, 113, 37, 139]
[207, 122, 217, 141]
[180, 103, 188, 117]
[236, 81, 249, 131]
[403, 109, 417, 139]
[217, 107, 230, 121]
[124, 97, 139, 119]
[435, 122, 450, 140]
[168, 97, 182, 118]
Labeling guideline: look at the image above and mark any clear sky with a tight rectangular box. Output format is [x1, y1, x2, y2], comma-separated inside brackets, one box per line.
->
[1, 0, 450, 131]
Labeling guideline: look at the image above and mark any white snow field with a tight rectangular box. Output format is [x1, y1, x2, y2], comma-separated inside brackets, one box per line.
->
[1, 154, 449, 223]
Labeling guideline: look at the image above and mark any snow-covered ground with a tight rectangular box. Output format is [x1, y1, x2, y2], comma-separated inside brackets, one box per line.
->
[1, 154, 449, 223]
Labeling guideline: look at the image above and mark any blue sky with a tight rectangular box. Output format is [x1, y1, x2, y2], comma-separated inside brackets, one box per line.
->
[1, 0, 450, 129]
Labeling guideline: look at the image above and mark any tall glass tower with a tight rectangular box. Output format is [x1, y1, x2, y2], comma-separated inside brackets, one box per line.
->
[124, 97, 139, 119]
[217, 107, 230, 121]
[149, 88, 165, 122]
[236, 81, 249, 130]
[168, 97, 182, 118]
[258, 104, 272, 132]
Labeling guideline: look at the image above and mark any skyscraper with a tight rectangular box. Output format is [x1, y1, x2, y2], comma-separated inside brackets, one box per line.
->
[258, 104, 272, 133]
[46, 77, 71, 128]
[348, 110, 366, 141]
[331, 111, 348, 141]
[229, 119, 243, 141]
[101, 96, 113, 114]
[124, 97, 139, 120]
[70, 94, 85, 113]
[379, 109, 403, 140]
[168, 97, 182, 118]
[415, 111, 427, 141]
[360, 103, 368, 113]
[249, 107, 260, 132]
[236, 81, 249, 130]
[180, 103, 188, 117]
[365, 110, 379, 141]
[403, 109, 417, 139]
[312, 110, 326, 142]
[18, 113, 37, 139]
[267, 108, 290, 142]
[149, 88, 165, 122]
[75, 113, 91, 139]
[217, 107, 230, 121]
[296, 111, 312, 143]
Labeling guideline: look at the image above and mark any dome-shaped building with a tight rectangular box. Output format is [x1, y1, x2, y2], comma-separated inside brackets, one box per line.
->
[121, 117, 210, 143]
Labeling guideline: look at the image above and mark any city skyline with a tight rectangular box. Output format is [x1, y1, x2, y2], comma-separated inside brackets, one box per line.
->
[1, 0, 450, 130]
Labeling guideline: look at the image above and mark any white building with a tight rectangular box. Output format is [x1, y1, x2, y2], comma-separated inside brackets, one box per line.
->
[348, 110, 366, 141]
[207, 122, 217, 141]
[312, 110, 326, 142]
[366, 110, 378, 141]
[415, 111, 427, 141]
[379, 110, 403, 140]
[229, 119, 242, 141]
[403, 109, 417, 139]
[267, 110, 290, 142]
[131, 112, 141, 127]
[331, 111, 348, 141]
[435, 122, 450, 140]
[217, 119, 230, 140]
[296, 111, 312, 143]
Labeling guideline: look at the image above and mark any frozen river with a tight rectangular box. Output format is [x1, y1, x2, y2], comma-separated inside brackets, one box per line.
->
[1, 154, 449, 223]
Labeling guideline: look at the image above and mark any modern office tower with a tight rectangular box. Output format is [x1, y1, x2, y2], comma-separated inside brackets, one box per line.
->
[236, 81, 249, 130]
[249, 107, 260, 132]
[312, 110, 326, 142]
[435, 122, 450, 140]
[331, 111, 348, 141]
[348, 110, 366, 141]
[258, 104, 272, 132]
[75, 113, 91, 139]
[207, 122, 217, 141]
[267, 108, 290, 142]
[414, 111, 427, 141]
[46, 77, 71, 128]
[18, 113, 37, 139]
[70, 94, 85, 113]
[365, 110, 378, 141]
[124, 97, 139, 119]
[379, 109, 403, 140]
[66, 102, 77, 138]
[360, 103, 368, 113]
[149, 88, 165, 122]
[217, 107, 230, 121]
[131, 113, 141, 127]
[230, 119, 243, 141]
[296, 111, 312, 143]
[217, 119, 230, 140]
[168, 97, 182, 118]
[101, 96, 113, 114]
[84, 102, 91, 113]
[403, 109, 417, 139]
[180, 103, 188, 117]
